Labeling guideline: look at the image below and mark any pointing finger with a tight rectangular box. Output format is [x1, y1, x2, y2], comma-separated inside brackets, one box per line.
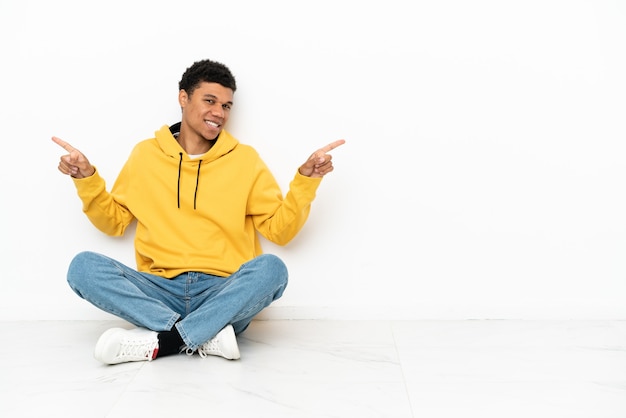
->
[319, 139, 346, 154]
[51, 136, 76, 153]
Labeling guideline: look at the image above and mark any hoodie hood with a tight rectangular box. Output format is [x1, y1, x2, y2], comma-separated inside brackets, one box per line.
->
[155, 122, 239, 163]
[154, 123, 239, 209]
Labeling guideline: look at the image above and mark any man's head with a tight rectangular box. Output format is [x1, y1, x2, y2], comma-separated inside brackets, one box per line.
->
[179, 59, 237, 95]
[178, 60, 237, 143]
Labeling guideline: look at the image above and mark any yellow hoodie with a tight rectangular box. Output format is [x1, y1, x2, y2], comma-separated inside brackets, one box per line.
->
[72, 125, 322, 278]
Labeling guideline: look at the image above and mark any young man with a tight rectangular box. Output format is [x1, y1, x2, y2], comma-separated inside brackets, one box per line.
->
[53, 59, 344, 365]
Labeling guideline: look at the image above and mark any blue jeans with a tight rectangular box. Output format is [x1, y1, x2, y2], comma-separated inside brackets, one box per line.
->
[67, 251, 288, 350]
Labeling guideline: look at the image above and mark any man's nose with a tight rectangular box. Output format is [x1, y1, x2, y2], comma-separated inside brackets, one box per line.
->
[211, 105, 224, 118]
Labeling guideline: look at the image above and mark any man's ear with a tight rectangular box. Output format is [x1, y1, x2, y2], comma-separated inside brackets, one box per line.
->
[178, 90, 188, 108]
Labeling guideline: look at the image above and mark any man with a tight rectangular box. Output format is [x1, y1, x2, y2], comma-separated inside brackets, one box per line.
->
[53, 59, 344, 365]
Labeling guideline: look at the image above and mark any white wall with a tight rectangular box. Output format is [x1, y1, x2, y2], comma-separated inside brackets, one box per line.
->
[1, 0, 625, 320]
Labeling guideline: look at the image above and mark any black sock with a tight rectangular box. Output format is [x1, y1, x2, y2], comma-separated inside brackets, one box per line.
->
[156, 324, 185, 358]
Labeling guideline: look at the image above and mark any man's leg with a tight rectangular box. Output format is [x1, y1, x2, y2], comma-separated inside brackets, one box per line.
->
[67, 251, 181, 331]
[67, 251, 185, 364]
[176, 254, 288, 352]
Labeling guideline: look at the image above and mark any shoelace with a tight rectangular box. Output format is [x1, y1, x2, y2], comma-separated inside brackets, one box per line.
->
[183, 342, 219, 357]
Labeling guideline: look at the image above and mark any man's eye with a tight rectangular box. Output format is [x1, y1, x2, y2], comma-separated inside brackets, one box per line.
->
[223, 104, 231, 110]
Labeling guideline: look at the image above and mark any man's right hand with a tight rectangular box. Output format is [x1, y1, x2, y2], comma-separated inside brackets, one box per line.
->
[52, 136, 96, 179]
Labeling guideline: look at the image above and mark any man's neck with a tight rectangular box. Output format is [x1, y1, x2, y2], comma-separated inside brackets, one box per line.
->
[177, 131, 217, 155]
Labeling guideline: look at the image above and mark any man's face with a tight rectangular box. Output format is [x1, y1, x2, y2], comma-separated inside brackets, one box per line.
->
[179, 82, 234, 141]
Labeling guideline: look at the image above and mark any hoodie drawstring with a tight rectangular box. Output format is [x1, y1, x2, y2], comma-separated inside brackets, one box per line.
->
[177, 152, 202, 210]
[194, 160, 202, 210]
[177, 153, 183, 209]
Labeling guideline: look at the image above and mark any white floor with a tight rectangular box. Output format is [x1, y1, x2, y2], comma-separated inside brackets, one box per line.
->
[1, 320, 625, 418]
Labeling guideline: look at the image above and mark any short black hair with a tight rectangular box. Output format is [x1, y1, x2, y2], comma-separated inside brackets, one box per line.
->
[178, 59, 237, 95]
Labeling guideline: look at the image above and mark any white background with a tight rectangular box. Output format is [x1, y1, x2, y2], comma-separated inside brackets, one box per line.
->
[1, 0, 625, 320]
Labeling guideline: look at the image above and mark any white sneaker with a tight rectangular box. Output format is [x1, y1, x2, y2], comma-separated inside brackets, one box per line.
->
[94, 327, 159, 365]
[196, 325, 240, 360]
